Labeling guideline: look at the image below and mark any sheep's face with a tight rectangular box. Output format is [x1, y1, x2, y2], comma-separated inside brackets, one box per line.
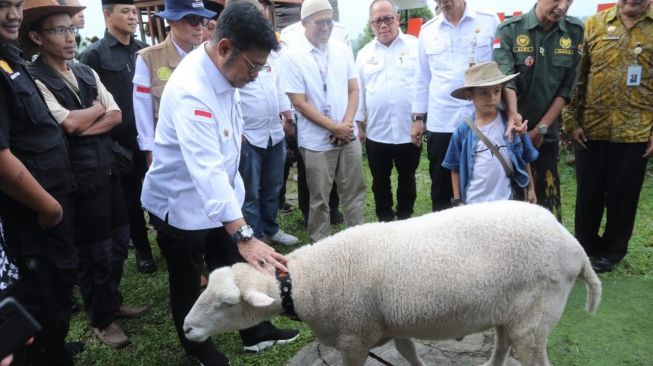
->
[183, 267, 276, 342]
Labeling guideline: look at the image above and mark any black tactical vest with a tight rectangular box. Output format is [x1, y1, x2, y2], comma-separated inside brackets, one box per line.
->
[28, 58, 118, 196]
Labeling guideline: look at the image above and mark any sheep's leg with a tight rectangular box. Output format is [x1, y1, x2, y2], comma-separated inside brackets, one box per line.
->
[394, 338, 425, 366]
[481, 325, 511, 366]
[509, 322, 552, 366]
[340, 349, 370, 366]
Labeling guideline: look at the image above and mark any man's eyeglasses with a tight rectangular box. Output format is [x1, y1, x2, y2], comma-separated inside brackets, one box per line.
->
[233, 45, 269, 74]
[184, 15, 209, 27]
[370, 16, 395, 28]
[306, 18, 334, 29]
[41, 26, 78, 37]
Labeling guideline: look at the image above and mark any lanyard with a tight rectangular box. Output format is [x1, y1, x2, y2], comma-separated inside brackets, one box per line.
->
[311, 49, 329, 104]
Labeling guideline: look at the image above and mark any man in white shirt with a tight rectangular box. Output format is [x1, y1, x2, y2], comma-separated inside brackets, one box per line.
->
[283, 0, 366, 242]
[140, 3, 297, 364]
[356, 0, 421, 222]
[411, 0, 499, 211]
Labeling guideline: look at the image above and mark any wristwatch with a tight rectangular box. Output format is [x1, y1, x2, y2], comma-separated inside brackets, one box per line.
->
[412, 114, 425, 123]
[450, 198, 463, 207]
[232, 225, 254, 243]
[536, 123, 549, 135]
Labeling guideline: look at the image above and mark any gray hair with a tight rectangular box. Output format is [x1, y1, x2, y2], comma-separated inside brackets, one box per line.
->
[369, 0, 398, 15]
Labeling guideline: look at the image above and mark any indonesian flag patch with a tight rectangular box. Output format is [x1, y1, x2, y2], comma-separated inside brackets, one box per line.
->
[135, 85, 151, 94]
[493, 38, 501, 49]
[194, 109, 213, 119]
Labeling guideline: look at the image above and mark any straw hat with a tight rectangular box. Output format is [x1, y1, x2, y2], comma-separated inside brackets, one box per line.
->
[19, 0, 85, 56]
[301, 0, 332, 20]
[450, 61, 519, 100]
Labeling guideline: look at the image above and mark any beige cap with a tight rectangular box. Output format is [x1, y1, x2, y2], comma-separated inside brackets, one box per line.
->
[450, 61, 519, 100]
[301, 0, 332, 20]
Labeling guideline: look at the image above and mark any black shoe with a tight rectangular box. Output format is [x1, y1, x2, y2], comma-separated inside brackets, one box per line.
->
[240, 322, 300, 353]
[71, 295, 81, 314]
[592, 257, 616, 273]
[64, 341, 85, 355]
[137, 258, 157, 274]
[279, 201, 294, 214]
[330, 209, 344, 225]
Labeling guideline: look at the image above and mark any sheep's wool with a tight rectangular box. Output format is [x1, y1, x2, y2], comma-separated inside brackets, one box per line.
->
[301, 0, 332, 19]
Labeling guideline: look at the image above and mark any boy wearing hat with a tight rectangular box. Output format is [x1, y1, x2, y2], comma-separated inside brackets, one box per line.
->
[0, 0, 79, 363]
[443, 62, 538, 206]
[80, 0, 155, 275]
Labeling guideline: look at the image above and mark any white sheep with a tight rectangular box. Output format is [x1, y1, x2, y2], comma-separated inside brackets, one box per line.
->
[184, 200, 602, 366]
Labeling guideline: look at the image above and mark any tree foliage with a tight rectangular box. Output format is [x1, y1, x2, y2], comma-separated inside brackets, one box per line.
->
[353, 7, 434, 55]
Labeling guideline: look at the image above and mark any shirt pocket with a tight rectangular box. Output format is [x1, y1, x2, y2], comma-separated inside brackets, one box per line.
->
[99, 59, 129, 74]
[552, 54, 574, 69]
[426, 41, 449, 71]
[14, 80, 52, 126]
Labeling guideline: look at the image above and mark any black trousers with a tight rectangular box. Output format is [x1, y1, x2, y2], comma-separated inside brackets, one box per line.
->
[366, 139, 421, 221]
[426, 132, 453, 212]
[75, 175, 129, 329]
[532, 141, 562, 222]
[574, 140, 648, 262]
[120, 149, 154, 261]
[282, 133, 339, 220]
[3, 195, 77, 366]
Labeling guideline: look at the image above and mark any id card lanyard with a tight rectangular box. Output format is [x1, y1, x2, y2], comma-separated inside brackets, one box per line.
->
[627, 42, 643, 87]
[311, 50, 331, 118]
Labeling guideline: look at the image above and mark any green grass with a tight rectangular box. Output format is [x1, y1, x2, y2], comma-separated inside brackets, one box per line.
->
[69, 147, 653, 365]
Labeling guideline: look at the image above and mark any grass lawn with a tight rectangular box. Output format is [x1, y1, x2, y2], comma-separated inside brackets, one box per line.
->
[69, 148, 653, 365]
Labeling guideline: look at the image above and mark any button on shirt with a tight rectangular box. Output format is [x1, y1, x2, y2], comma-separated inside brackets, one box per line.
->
[141, 45, 245, 231]
[240, 50, 291, 148]
[282, 37, 358, 151]
[133, 39, 189, 152]
[355, 32, 417, 144]
[413, 8, 499, 133]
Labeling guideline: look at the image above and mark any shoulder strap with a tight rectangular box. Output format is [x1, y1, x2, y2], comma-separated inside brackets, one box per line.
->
[464, 117, 514, 178]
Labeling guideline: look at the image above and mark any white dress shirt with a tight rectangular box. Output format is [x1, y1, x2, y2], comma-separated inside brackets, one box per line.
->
[133, 39, 189, 152]
[282, 36, 358, 151]
[240, 50, 291, 149]
[141, 44, 245, 231]
[355, 32, 417, 144]
[412, 7, 499, 133]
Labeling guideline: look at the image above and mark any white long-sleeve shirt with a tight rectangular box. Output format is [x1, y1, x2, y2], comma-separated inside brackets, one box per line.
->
[412, 7, 499, 133]
[141, 45, 245, 231]
[355, 32, 417, 144]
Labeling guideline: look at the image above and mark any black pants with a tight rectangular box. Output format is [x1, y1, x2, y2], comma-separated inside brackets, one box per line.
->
[574, 140, 648, 262]
[366, 139, 421, 221]
[426, 132, 453, 212]
[120, 149, 154, 261]
[283, 133, 339, 220]
[75, 176, 129, 328]
[532, 141, 562, 222]
[3, 196, 77, 366]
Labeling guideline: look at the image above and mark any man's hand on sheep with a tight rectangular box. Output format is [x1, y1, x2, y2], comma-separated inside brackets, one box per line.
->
[237, 238, 288, 275]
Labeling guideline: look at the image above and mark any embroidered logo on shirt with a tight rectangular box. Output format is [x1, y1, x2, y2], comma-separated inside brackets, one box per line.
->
[135, 85, 151, 94]
[555, 36, 574, 55]
[559, 36, 572, 49]
[513, 35, 533, 53]
[194, 109, 212, 119]
[0, 60, 13, 74]
[157, 66, 172, 81]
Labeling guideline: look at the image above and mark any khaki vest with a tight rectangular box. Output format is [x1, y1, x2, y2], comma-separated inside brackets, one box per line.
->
[137, 36, 181, 124]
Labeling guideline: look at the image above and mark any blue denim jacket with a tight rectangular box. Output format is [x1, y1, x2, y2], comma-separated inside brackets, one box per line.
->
[442, 112, 539, 203]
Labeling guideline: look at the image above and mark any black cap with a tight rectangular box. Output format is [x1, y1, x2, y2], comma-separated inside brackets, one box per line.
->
[101, 0, 135, 5]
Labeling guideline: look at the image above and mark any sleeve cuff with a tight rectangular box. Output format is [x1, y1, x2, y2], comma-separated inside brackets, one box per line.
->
[411, 102, 428, 114]
[207, 199, 243, 224]
[137, 136, 154, 152]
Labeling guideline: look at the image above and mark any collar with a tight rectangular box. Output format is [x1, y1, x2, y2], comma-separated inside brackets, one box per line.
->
[0, 43, 25, 65]
[275, 269, 300, 321]
[608, 4, 653, 22]
[169, 36, 192, 59]
[374, 30, 406, 49]
[435, 4, 476, 27]
[526, 5, 568, 32]
[199, 43, 233, 96]
[299, 33, 329, 54]
[104, 28, 136, 48]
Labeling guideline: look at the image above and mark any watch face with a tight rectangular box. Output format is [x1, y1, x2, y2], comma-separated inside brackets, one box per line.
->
[241, 225, 254, 238]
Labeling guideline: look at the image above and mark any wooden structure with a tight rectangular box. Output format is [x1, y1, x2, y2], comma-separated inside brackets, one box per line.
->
[135, 0, 320, 45]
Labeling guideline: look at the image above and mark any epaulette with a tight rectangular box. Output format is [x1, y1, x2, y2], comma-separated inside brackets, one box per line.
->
[421, 16, 438, 30]
[476, 8, 499, 17]
[497, 15, 523, 29]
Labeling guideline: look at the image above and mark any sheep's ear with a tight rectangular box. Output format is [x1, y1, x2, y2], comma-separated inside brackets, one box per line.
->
[243, 290, 275, 307]
[219, 273, 241, 305]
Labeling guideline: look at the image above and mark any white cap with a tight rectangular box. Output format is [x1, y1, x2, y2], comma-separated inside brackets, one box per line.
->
[300, 0, 332, 20]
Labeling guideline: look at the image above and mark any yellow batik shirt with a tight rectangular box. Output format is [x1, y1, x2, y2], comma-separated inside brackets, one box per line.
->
[563, 6, 653, 143]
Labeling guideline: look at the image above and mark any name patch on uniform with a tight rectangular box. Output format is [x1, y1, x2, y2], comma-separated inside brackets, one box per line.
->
[513, 47, 534, 53]
[554, 49, 574, 55]
[136, 85, 151, 94]
[194, 109, 213, 119]
[0, 60, 13, 74]
[157, 67, 172, 81]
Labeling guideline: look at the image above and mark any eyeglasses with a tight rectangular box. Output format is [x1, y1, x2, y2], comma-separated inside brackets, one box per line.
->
[41, 26, 78, 37]
[184, 15, 209, 27]
[233, 45, 269, 74]
[306, 18, 334, 29]
[370, 16, 395, 28]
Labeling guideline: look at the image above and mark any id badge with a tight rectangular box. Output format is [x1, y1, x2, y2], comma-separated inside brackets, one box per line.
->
[321, 105, 332, 119]
[626, 65, 642, 86]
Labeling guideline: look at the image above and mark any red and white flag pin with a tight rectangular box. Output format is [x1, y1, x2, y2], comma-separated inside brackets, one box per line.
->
[135, 85, 151, 94]
[493, 38, 501, 50]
